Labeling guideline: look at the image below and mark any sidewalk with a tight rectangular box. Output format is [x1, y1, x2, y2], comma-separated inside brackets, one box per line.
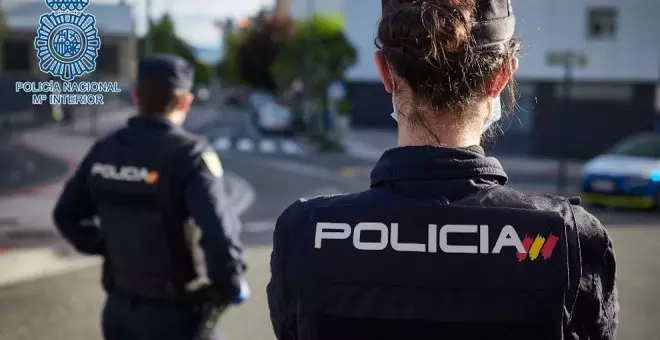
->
[343, 128, 585, 180]
[0, 106, 134, 287]
[0, 104, 255, 287]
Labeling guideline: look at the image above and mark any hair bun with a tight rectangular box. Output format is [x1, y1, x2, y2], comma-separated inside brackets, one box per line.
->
[417, 0, 476, 55]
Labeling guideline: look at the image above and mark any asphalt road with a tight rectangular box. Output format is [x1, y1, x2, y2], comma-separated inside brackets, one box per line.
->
[0, 150, 659, 340]
[0, 102, 658, 340]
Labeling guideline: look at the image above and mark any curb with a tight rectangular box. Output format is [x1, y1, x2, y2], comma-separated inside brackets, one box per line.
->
[0, 171, 256, 288]
[0, 107, 134, 198]
[0, 246, 101, 288]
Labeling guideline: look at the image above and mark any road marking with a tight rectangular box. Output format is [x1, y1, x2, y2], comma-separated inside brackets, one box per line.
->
[259, 139, 277, 153]
[244, 220, 276, 233]
[213, 136, 231, 151]
[340, 166, 371, 177]
[243, 187, 343, 233]
[225, 172, 256, 217]
[236, 138, 255, 152]
[281, 140, 301, 154]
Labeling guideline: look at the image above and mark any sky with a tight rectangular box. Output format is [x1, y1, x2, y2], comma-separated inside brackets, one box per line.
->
[107, 0, 275, 47]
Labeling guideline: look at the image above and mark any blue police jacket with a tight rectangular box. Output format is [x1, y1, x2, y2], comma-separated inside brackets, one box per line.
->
[53, 115, 246, 301]
[268, 146, 617, 340]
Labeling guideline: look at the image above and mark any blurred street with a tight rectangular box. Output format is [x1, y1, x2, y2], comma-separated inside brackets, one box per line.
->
[0, 98, 658, 340]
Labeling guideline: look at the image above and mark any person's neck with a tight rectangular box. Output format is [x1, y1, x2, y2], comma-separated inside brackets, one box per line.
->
[397, 123, 482, 148]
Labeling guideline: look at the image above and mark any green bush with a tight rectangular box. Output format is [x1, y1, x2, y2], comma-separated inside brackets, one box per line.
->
[138, 13, 213, 86]
[270, 13, 357, 97]
[335, 99, 351, 116]
[217, 29, 249, 85]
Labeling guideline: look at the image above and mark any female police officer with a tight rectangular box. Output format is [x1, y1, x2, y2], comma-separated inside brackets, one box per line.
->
[267, 0, 618, 339]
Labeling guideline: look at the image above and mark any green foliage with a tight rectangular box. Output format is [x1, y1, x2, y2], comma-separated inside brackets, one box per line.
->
[270, 13, 357, 96]
[138, 13, 214, 86]
[0, 9, 5, 43]
[216, 29, 249, 85]
[234, 13, 293, 91]
[335, 99, 351, 116]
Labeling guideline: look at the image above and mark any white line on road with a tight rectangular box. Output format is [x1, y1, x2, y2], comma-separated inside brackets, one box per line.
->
[267, 160, 344, 182]
[225, 172, 256, 216]
[243, 187, 343, 233]
[236, 138, 255, 152]
[243, 220, 276, 233]
[213, 136, 231, 151]
[259, 139, 277, 153]
[280, 140, 301, 154]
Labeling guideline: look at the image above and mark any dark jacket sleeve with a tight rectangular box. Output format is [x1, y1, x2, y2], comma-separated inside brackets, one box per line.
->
[52, 143, 105, 255]
[178, 140, 246, 295]
[268, 200, 304, 340]
[571, 204, 619, 339]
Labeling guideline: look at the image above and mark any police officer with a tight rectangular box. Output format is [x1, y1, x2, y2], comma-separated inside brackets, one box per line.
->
[53, 54, 247, 340]
[267, 0, 618, 339]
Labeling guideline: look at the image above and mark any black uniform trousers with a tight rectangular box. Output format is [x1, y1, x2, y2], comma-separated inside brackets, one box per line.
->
[102, 291, 201, 340]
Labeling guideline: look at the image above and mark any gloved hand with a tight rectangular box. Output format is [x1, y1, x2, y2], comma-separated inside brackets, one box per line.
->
[230, 277, 250, 305]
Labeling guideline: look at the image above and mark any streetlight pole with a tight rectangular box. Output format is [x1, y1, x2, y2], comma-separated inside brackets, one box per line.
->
[145, 0, 153, 55]
[547, 49, 586, 194]
[304, 0, 317, 133]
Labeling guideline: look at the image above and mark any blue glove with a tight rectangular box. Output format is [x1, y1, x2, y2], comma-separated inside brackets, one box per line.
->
[230, 278, 250, 305]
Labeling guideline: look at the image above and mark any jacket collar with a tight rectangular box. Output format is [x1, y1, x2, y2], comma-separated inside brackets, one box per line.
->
[127, 115, 177, 130]
[370, 145, 508, 187]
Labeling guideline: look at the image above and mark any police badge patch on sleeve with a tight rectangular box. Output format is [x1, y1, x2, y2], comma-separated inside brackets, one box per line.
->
[201, 151, 224, 177]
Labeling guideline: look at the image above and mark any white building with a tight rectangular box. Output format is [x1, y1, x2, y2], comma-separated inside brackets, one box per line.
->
[0, 0, 137, 116]
[1, 0, 137, 81]
[341, 0, 660, 158]
[288, 0, 345, 19]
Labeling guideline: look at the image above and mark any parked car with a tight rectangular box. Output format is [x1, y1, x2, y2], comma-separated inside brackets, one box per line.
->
[580, 132, 660, 209]
[248, 92, 294, 135]
[196, 87, 210, 102]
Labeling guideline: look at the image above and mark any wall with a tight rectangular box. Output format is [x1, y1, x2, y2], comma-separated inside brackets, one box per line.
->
[289, 0, 346, 19]
[514, 0, 660, 82]
[345, 0, 660, 82]
[342, 0, 659, 158]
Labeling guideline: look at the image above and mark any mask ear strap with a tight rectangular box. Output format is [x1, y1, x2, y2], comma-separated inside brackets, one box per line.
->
[387, 63, 398, 93]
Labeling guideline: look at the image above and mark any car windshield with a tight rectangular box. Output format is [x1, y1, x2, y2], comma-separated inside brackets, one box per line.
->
[607, 133, 660, 158]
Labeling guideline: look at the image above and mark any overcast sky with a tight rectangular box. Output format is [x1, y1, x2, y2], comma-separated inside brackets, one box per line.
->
[106, 0, 275, 47]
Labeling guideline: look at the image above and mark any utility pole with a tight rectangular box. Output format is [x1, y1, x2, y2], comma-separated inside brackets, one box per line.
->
[144, 0, 153, 55]
[305, 0, 319, 133]
[547, 50, 587, 194]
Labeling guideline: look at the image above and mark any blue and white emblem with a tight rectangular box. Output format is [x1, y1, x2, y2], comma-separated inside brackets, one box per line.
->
[34, 0, 100, 81]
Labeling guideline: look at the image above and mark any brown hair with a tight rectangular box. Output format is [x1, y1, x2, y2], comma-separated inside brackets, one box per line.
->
[136, 81, 190, 116]
[376, 0, 520, 125]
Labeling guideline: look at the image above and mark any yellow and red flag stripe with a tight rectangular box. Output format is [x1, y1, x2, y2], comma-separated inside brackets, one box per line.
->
[517, 233, 559, 262]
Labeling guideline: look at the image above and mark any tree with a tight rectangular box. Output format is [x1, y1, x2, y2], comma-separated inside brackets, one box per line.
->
[0, 9, 5, 44]
[216, 26, 249, 85]
[270, 14, 356, 97]
[235, 11, 293, 91]
[138, 13, 214, 86]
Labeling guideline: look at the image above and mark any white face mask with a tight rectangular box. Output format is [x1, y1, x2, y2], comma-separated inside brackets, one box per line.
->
[392, 94, 501, 129]
[390, 94, 399, 123]
[483, 95, 502, 132]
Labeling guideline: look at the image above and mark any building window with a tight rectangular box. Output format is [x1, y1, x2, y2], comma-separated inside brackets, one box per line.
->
[587, 8, 617, 40]
[3, 40, 32, 72]
[502, 85, 536, 134]
[96, 44, 120, 75]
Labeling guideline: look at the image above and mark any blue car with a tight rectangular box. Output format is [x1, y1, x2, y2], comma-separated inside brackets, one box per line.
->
[580, 132, 660, 210]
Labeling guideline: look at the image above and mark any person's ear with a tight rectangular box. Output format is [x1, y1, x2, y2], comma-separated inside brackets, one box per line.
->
[177, 92, 195, 112]
[375, 52, 395, 93]
[486, 57, 519, 98]
[132, 89, 139, 107]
